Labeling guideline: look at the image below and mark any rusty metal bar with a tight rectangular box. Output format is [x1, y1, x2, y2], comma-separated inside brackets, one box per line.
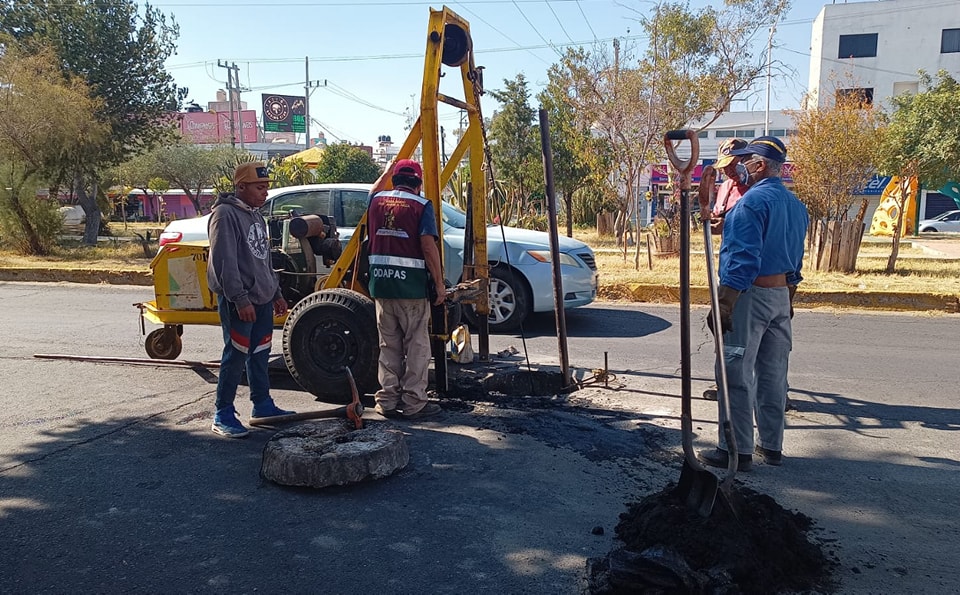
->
[537, 109, 571, 389]
[33, 354, 221, 368]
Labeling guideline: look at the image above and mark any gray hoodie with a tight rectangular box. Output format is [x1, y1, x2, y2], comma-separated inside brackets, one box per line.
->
[206, 193, 281, 309]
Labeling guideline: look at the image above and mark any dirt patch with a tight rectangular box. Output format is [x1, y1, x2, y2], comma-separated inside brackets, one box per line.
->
[586, 483, 837, 594]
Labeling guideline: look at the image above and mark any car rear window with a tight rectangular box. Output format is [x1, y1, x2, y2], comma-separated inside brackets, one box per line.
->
[340, 190, 371, 228]
[268, 190, 332, 217]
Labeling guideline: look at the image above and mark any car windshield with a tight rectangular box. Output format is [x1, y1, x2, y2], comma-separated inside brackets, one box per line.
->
[441, 201, 467, 229]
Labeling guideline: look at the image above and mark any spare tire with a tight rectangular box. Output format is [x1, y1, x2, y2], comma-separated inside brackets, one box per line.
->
[282, 288, 379, 403]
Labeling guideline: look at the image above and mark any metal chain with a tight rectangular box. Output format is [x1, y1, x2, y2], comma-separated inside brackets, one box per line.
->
[468, 67, 498, 213]
[468, 63, 531, 368]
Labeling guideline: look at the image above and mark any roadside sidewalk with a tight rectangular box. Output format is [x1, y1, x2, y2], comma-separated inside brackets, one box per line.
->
[1, 265, 958, 313]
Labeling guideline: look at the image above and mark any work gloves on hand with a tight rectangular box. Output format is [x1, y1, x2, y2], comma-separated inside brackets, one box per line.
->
[788, 285, 797, 319]
[707, 284, 740, 335]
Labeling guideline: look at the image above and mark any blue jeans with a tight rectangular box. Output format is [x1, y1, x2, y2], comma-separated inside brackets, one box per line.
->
[715, 286, 792, 454]
[215, 295, 274, 413]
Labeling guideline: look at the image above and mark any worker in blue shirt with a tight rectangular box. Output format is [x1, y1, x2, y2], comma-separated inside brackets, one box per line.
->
[698, 136, 809, 471]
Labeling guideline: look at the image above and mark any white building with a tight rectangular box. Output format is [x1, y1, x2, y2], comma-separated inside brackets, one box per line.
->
[807, 0, 960, 108]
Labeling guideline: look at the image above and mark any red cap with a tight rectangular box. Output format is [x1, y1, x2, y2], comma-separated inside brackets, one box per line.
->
[393, 159, 423, 181]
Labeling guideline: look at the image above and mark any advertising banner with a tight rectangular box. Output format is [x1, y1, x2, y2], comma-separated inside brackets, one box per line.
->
[179, 112, 220, 144]
[650, 162, 795, 184]
[179, 110, 258, 144]
[216, 110, 259, 143]
[262, 94, 306, 133]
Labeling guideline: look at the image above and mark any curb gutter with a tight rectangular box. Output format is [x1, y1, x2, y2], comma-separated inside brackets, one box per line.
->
[0, 267, 152, 286]
[2, 268, 958, 314]
[603, 283, 960, 314]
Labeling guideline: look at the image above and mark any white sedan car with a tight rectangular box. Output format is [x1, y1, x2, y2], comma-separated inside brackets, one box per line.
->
[918, 210, 960, 233]
[158, 184, 598, 332]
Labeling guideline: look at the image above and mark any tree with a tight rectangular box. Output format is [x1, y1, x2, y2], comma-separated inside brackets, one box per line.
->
[550, 0, 791, 249]
[313, 144, 381, 184]
[153, 144, 246, 215]
[790, 83, 882, 271]
[0, 43, 107, 254]
[875, 70, 960, 273]
[270, 157, 316, 188]
[488, 74, 541, 225]
[1, 0, 185, 244]
[538, 67, 595, 237]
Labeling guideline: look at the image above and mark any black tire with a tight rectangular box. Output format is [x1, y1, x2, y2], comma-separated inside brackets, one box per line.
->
[923, 227, 937, 233]
[465, 264, 531, 333]
[282, 288, 379, 403]
[145, 327, 182, 360]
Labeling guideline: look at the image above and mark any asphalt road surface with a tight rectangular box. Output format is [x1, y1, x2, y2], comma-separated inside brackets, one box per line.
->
[1, 282, 958, 594]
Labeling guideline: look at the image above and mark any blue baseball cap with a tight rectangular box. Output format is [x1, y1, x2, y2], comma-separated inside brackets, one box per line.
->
[729, 135, 787, 164]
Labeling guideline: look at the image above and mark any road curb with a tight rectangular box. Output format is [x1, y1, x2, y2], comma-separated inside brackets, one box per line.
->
[600, 283, 960, 313]
[0, 267, 153, 286]
[2, 268, 958, 313]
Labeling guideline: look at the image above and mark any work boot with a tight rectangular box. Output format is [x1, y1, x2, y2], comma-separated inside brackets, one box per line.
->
[374, 403, 403, 419]
[212, 407, 249, 438]
[755, 445, 783, 466]
[697, 448, 752, 472]
[251, 399, 295, 419]
[401, 402, 443, 420]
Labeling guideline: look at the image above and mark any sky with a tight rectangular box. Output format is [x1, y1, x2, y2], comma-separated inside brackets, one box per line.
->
[160, 0, 830, 147]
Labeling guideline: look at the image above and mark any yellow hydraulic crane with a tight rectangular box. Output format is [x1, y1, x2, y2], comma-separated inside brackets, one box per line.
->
[281, 6, 492, 401]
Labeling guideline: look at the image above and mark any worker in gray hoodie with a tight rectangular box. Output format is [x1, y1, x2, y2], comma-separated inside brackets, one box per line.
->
[206, 162, 294, 438]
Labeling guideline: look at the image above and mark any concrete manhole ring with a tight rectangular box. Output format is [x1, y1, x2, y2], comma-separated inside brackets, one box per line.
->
[260, 421, 409, 488]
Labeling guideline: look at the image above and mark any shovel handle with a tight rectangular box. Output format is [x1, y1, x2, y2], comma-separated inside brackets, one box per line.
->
[663, 129, 700, 191]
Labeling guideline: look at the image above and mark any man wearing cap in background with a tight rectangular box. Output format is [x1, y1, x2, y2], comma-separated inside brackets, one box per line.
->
[698, 136, 808, 471]
[702, 138, 750, 402]
[710, 138, 750, 236]
[206, 162, 295, 438]
[367, 158, 446, 420]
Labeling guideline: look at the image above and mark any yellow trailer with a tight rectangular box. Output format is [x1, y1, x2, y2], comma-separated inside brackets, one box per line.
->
[135, 241, 286, 359]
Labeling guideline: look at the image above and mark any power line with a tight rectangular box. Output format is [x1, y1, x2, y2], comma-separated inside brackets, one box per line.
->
[781, 47, 922, 78]
[545, 0, 576, 44]
[165, 33, 650, 69]
[511, 0, 563, 58]
[575, 0, 597, 40]
[145, 0, 614, 5]
[453, 1, 553, 66]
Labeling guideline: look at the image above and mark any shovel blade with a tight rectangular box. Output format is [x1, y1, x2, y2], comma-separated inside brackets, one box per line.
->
[677, 459, 719, 517]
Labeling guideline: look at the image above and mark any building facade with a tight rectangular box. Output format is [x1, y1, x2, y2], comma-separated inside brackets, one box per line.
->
[807, 0, 960, 108]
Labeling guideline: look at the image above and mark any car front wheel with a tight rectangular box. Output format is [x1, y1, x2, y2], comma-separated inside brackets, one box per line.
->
[465, 264, 531, 333]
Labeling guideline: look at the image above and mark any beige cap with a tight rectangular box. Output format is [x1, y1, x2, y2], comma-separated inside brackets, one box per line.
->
[233, 162, 271, 185]
[716, 138, 748, 169]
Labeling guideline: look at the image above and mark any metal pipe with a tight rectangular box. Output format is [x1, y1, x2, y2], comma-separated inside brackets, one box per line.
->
[33, 354, 221, 368]
[538, 109, 571, 389]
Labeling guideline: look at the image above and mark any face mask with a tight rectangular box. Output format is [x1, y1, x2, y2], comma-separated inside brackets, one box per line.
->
[735, 160, 758, 186]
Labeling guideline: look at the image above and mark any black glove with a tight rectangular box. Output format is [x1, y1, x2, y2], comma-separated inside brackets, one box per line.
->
[788, 285, 797, 319]
[717, 285, 740, 334]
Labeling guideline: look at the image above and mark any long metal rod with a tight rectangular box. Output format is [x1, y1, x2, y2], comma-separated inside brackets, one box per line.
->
[33, 354, 221, 368]
[538, 109, 570, 389]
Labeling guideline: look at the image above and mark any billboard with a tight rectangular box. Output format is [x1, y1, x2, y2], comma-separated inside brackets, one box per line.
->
[179, 112, 220, 144]
[216, 110, 258, 144]
[262, 94, 306, 133]
[179, 110, 257, 144]
[650, 162, 796, 184]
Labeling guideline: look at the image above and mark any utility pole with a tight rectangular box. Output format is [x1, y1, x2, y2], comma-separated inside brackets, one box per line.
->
[217, 60, 245, 149]
[304, 56, 326, 149]
[764, 20, 778, 136]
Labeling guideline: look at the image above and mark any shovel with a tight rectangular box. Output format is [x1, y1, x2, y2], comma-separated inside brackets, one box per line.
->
[697, 165, 740, 490]
[664, 129, 719, 517]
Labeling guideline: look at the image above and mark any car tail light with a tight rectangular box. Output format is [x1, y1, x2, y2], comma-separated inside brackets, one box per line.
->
[158, 231, 182, 247]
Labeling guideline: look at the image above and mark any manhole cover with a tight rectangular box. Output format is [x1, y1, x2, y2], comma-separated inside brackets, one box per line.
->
[260, 420, 408, 488]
